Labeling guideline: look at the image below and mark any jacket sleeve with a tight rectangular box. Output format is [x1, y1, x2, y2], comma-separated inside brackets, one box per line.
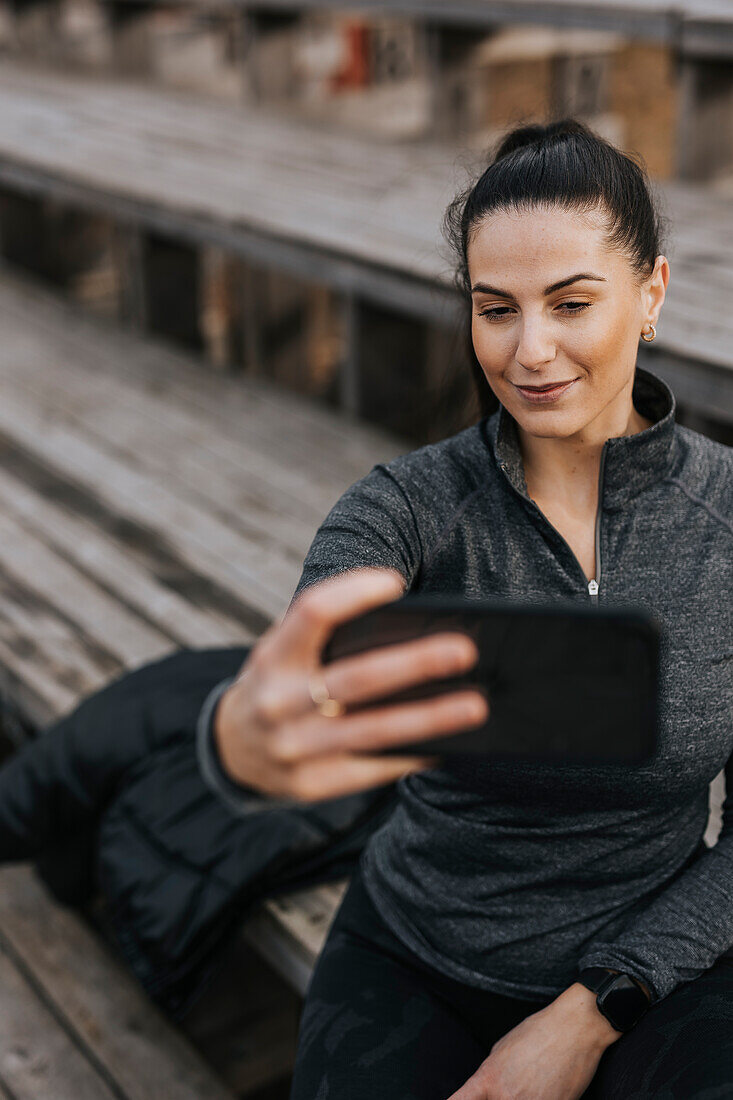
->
[576, 753, 733, 1004]
[196, 462, 423, 811]
[195, 675, 301, 814]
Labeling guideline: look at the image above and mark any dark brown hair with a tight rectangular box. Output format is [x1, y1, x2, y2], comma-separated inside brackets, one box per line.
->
[443, 117, 670, 418]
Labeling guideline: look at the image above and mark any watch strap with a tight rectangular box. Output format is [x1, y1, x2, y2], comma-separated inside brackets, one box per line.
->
[578, 967, 651, 1033]
[578, 966, 621, 995]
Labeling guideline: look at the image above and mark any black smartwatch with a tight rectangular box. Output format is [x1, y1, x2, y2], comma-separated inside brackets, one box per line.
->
[578, 967, 651, 1033]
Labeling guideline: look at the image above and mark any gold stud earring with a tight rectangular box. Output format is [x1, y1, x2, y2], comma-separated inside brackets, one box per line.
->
[640, 323, 656, 342]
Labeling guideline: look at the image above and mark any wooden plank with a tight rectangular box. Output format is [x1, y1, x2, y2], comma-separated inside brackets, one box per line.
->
[0, 387, 296, 622]
[0, 944, 120, 1100]
[0, 66, 449, 272]
[0, 65, 730, 378]
[0, 465, 249, 650]
[0, 509, 173, 670]
[265, 881, 349, 965]
[0, 258, 404, 735]
[242, 880, 348, 996]
[0, 325, 333, 556]
[0, 271, 405, 487]
[0, 865, 235, 1100]
[0, 564, 120, 718]
[0, 157, 458, 328]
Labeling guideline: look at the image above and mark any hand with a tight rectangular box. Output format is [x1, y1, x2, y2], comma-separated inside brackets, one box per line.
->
[445, 983, 622, 1100]
[214, 567, 489, 803]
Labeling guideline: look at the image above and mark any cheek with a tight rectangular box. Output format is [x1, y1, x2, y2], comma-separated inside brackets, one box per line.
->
[572, 313, 633, 374]
[589, 296, 635, 341]
[471, 318, 511, 367]
[555, 309, 627, 372]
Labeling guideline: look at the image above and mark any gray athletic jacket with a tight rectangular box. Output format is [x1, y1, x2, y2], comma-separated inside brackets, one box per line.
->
[199, 364, 732, 1005]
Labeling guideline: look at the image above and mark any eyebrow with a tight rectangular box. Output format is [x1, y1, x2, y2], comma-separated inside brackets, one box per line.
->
[470, 272, 607, 298]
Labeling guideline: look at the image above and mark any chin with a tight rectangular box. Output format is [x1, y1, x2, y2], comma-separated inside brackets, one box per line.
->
[508, 403, 584, 438]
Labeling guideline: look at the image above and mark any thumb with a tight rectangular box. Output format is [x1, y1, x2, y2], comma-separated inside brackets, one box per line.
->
[276, 566, 407, 663]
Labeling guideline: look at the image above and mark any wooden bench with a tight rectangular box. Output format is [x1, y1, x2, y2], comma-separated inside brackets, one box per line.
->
[0, 61, 731, 428]
[0, 266, 407, 1095]
[0, 863, 237, 1099]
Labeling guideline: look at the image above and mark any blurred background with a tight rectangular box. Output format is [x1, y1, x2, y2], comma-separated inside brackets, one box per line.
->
[0, 3, 730, 1099]
[1, 0, 732, 444]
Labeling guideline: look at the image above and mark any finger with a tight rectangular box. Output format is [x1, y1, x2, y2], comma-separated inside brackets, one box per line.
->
[257, 629, 479, 726]
[281, 750, 440, 803]
[283, 629, 480, 724]
[321, 630, 479, 707]
[276, 567, 407, 662]
[270, 687, 489, 763]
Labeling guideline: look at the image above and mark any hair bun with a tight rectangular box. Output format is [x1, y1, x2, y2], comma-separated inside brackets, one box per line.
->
[442, 112, 665, 318]
[493, 118, 589, 162]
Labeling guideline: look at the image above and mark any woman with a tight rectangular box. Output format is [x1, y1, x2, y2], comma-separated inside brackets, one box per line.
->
[203, 119, 733, 1098]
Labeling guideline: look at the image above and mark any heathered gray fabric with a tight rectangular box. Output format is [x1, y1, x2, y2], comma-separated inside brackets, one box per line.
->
[201, 365, 732, 1005]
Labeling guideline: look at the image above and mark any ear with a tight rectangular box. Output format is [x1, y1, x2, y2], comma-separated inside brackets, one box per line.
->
[644, 255, 669, 327]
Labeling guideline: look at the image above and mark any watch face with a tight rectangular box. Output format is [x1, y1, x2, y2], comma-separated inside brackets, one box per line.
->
[598, 975, 649, 1031]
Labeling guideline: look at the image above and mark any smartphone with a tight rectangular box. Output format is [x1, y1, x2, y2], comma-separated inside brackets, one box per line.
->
[321, 594, 661, 766]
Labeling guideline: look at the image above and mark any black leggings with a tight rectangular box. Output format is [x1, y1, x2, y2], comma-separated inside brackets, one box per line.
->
[289, 860, 733, 1099]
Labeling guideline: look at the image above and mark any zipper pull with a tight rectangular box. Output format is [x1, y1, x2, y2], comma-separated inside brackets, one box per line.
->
[588, 579, 599, 600]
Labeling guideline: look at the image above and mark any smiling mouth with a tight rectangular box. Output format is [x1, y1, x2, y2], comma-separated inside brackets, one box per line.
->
[515, 380, 578, 391]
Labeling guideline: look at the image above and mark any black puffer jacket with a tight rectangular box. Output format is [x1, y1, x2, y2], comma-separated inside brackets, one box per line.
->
[0, 646, 398, 1018]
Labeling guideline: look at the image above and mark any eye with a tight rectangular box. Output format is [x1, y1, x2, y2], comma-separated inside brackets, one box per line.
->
[478, 302, 591, 321]
[478, 307, 513, 321]
[560, 301, 591, 314]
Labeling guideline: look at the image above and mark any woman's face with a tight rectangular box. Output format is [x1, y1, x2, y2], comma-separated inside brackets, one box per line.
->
[468, 203, 668, 438]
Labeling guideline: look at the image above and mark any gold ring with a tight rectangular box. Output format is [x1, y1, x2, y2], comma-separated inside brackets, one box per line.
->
[308, 668, 345, 718]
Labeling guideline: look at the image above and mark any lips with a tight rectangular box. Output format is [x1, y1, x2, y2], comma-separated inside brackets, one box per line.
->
[516, 381, 576, 391]
[513, 378, 579, 402]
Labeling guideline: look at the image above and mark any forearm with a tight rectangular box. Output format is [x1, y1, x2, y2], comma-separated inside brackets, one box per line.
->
[577, 811, 733, 1003]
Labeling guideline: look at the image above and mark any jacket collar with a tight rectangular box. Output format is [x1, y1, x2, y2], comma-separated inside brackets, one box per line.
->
[485, 364, 677, 510]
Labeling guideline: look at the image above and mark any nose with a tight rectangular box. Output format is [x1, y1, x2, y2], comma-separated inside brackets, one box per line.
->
[515, 318, 557, 371]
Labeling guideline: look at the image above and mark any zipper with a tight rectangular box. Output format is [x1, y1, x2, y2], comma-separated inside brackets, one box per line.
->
[499, 441, 607, 604]
[589, 443, 607, 604]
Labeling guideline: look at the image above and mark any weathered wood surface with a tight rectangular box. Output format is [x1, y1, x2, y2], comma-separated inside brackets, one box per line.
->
[0, 62, 732, 384]
[242, 880, 349, 997]
[0, 268, 405, 724]
[0, 264, 402, 1008]
[0, 864, 236, 1099]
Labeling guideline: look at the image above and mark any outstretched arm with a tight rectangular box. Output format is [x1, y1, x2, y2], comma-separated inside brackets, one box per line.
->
[197, 462, 422, 810]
